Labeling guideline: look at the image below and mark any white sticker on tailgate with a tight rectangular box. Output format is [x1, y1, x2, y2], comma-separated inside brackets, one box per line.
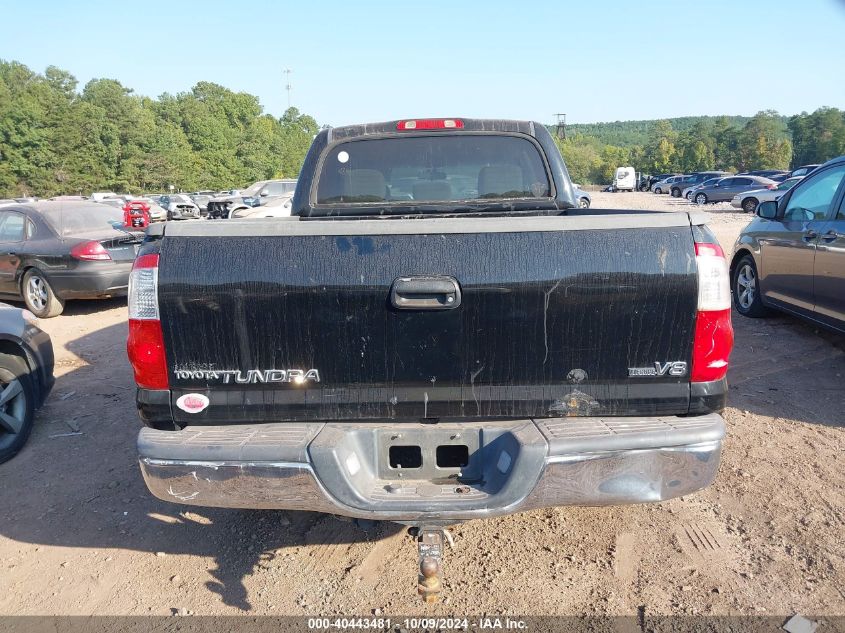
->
[176, 393, 210, 414]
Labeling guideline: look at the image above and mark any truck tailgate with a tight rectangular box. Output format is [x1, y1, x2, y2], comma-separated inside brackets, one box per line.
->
[158, 214, 698, 424]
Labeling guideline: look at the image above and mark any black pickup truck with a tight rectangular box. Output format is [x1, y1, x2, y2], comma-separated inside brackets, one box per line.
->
[128, 118, 733, 596]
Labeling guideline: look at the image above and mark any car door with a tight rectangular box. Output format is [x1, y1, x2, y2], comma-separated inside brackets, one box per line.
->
[732, 177, 759, 199]
[759, 164, 845, 313]
[709, 177, 736, 201]
[721, 177, 752, 201]
[0, 211, 28, 294]
[812, 183, 845, 329]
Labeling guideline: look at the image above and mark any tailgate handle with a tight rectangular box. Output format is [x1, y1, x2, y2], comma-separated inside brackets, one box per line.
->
[390, 276, 462, 310]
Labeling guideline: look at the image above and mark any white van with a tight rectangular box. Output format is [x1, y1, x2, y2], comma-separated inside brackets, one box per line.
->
[614, 167, 636, 192]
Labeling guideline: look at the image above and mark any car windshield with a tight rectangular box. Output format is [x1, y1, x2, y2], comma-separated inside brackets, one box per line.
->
[241, 182, 267, 197]
[262, 181, 296, 196]
[41, 203, 125, 236]
[316, 135, 550, 204]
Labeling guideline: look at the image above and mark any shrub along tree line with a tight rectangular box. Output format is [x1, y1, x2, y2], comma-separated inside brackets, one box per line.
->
[0, 60, 319, 197]
[554, 108, 845, 185]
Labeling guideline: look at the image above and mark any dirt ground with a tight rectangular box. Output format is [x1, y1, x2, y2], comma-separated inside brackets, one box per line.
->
[0, 192, 843, 618]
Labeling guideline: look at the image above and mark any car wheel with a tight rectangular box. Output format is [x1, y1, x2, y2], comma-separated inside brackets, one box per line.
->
[742, 197, 759, 213]
[0, 352, 36, 464]
[685, 191, 694, 201]
[22, 269, 64, 318]
[733, 255, 769, 318]
[654, 187, 662, 194]
[639, 184, 649, 192]
[695, 193, 708, 205]
[671, 188, 681, 198]
[578, 197, 590, 208]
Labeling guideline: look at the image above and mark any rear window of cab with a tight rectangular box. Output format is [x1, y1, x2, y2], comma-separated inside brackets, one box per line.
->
[316, 135, 551, 205]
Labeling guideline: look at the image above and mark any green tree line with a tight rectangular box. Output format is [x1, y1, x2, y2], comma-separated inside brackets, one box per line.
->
[565, 115, 762, 148]
[0, 60, 319, 197]
[2, 59, 844, 194]
[555, 108, 845, 185]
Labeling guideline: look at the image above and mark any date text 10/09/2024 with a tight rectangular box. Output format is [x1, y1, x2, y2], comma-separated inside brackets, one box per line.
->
[307, 618, 528, 630]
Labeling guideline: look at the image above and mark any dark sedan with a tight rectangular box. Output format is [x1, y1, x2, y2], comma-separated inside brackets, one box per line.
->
[0, 201, 143, 317]
[731, 155, 845, 333]
[740, 169, 789, 179]
[788, 164, 820, 178]
[0, 302, 54, 463]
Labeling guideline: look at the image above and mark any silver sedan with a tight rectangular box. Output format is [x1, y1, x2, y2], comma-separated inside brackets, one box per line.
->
[730, 177, 803, 213]
[651, 175, 684, 194]
[682, 177, 723, 201]
[692, 175, 777, 206]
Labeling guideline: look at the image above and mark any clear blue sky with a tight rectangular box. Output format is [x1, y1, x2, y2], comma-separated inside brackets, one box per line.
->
[2, 0, 844, 126]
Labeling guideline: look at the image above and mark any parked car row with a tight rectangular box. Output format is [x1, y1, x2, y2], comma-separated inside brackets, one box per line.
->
[3, 179, 301, 222]
[667, 172, 732, 197]
[642, 166, 823, 213]
[98, 195, 168, 222]
[205, 179, 297, 219]
[0, 176, 303, 319]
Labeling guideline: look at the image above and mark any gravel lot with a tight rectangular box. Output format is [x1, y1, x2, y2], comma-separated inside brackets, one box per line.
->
[1, 193, 842, 618]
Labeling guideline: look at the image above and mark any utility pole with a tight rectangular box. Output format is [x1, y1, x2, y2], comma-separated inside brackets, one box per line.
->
[554, 113, 567, 140]
[284, 68, 292, 110]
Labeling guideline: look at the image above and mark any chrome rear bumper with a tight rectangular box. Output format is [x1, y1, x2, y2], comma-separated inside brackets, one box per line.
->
[138, 414, 724, 523]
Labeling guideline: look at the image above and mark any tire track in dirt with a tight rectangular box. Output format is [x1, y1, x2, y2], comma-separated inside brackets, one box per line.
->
[344, 527, 408, 592]
[613, 531, 642, 615]
[676, 523, 729, 564]
[301, 516, 360, 575]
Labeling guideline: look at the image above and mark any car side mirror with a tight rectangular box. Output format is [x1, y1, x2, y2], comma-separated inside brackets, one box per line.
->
[260, 190, 270, 197]
[757, 200, 778, 219]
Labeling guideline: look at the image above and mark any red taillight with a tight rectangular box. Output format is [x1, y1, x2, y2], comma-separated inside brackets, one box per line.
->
[127, 319, 168, 389]
[70, 240, 111, 261]
[127, 253, 168, 389]
[691, 309, 734, 382]
[766, 184, 777, 190]
[133, 253, 159, 271]
[396, 119, 464, 131]
[694, 242, 724, 259]
[692, 241, 733, 382]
